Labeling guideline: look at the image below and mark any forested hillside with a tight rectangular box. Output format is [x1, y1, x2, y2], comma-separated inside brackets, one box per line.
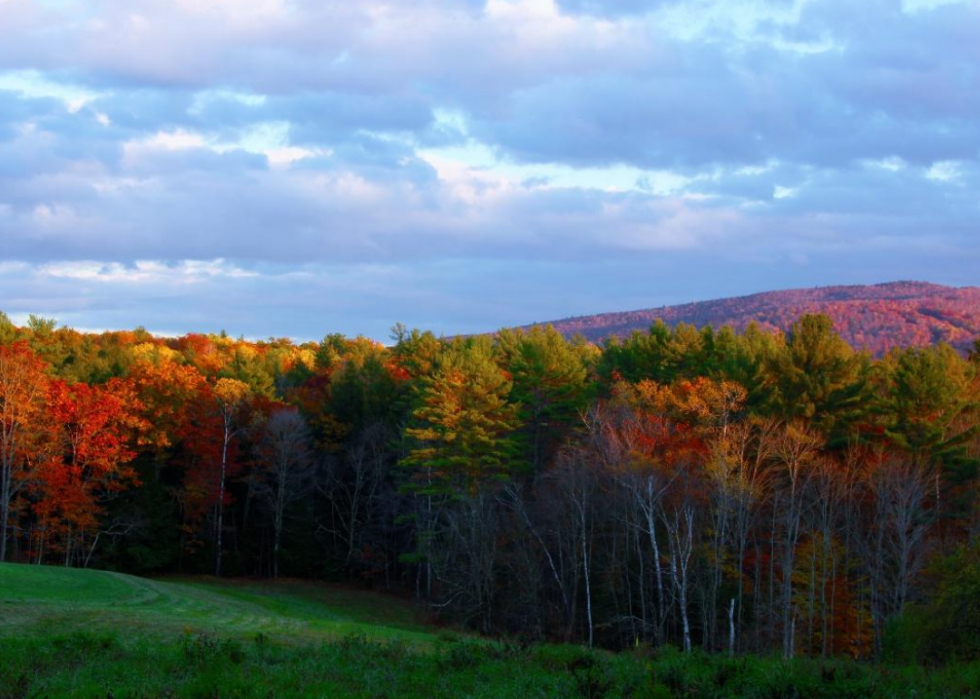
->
[2, 309, 980, 663]
[532, 282, 980, 356]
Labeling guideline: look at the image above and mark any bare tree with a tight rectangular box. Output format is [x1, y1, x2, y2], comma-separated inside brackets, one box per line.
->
[624, 470, 669, 642]
[663, 495, 697, 652]
[548, 442, 602, 647]
[430, 490, 502, 634]
[588, 402, 672, 643]
[503, 481, 571, 633]
[860, 452, 933, 655]
[211, 378, 250, 577]
[706, 418, 776, 653]
[319, 422, 388, 573]
[258, 408, 313, 577]
[804, 447, 858, 656]
[772, 422, 821, 658]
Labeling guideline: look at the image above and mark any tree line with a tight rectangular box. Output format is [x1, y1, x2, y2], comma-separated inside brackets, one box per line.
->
[1, 311, 978, 659]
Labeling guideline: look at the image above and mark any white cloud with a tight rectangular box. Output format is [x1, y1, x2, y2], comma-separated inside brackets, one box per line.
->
[188, 89, 268, 115]
[0, 70, 107, 111]
[121, 124, 328, 167]
[31, 203, 87, 228]
[418, 139, 692, 194]
[652, 0, 813, 42]
[135, 129, 208, 151]
[925, 160, 962, 182]
[38, 259, 257, 284]
[227, 121, 329, 166]
[864, 157, 907, 172]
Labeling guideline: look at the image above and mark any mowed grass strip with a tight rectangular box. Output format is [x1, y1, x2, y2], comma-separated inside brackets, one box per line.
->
[0, 563, 437, 646]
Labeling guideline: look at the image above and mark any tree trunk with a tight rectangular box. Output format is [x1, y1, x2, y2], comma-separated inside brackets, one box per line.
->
[0, 466, 9, 563]
[215, 420, 230, 577]
[580, 502, 594, 648]
[728, 598, 736, 657]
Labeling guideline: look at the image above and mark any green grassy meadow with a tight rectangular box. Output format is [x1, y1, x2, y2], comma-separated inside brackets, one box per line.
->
[2, 563, 979, 699]
[0, 563, 433, 646]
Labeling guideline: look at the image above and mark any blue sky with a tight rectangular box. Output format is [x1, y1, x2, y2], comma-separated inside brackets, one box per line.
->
[0, 0, 977, 339]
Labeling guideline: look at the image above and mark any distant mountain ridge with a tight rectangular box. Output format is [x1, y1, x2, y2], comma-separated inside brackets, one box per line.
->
[526, 282, 980, 356]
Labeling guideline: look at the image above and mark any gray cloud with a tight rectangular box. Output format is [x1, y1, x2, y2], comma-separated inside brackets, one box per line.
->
[0, 0, 977, 338]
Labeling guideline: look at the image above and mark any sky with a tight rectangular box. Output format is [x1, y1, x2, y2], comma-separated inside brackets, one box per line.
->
[0, 0, 978, 340]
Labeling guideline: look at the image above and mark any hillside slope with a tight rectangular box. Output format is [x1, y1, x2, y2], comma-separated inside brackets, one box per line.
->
[530, 282, 980, 356]
[0, 563, 434, 645]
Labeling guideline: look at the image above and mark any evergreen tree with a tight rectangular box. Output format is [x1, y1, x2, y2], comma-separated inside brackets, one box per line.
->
[401, 340, 520, 497]
[765, 314, 870, 442]
[884, 344, 979, 498]
[496, 326, 592, 472]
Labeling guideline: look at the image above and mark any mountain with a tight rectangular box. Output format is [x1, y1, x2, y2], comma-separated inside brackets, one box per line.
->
[527, 282, 980, 356]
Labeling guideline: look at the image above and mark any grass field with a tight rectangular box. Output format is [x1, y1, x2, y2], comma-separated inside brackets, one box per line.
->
[0, 563, 435, 646]
[2, 563, 979, 698]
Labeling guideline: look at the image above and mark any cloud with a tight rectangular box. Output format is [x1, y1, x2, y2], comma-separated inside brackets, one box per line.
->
[0, 0, 978, 338]
[38, 259, 257, 283]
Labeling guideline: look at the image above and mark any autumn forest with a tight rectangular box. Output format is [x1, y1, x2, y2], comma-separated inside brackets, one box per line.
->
[2, 311, 979, 666]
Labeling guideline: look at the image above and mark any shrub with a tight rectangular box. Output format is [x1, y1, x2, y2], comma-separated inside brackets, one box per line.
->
[887, 541, 980, 664]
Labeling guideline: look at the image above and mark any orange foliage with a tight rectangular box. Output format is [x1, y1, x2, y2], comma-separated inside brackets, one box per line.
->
[129, 358, 207, 450]
[34, 380, 140, 556]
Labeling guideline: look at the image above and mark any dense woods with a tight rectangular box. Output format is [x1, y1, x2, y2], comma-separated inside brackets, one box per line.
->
[2, 309, 980, 662]
[539, 282, 980, 356]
